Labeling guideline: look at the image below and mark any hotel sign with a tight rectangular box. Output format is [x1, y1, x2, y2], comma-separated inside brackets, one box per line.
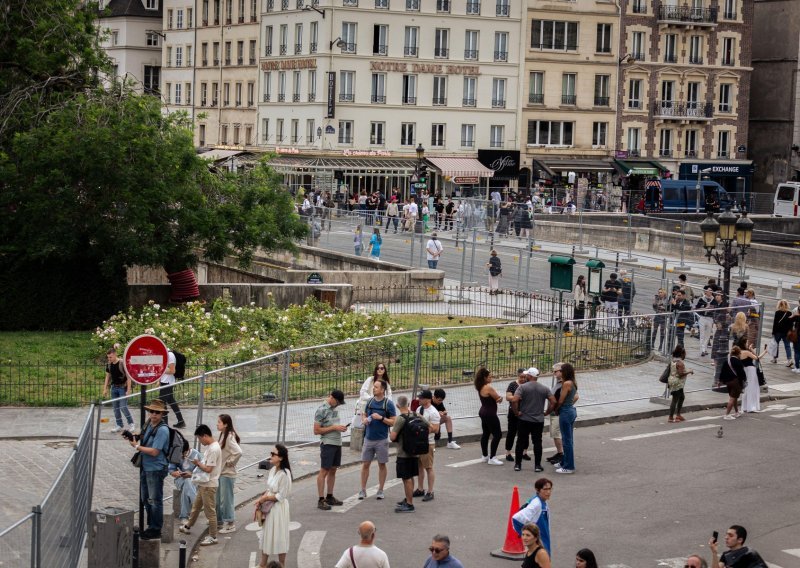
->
[370, 61, 481, 75]
[261, 58, 317, 71]
[326, 72, 336, 118]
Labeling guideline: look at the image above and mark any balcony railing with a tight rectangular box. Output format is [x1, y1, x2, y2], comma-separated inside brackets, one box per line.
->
[296, 0, 304, 7]
[658, 4, 718, 24]
[721, 56, 735, 66]
[597, 45, 612, 54]
[494, 51, 508, 61]
[278, 93, 285, 102]
[462, 138, 475, 147]
[490, 140, 503, 148]
[496, 3, 510, 16]
[433, 97, 447, 106]
[310, 42, 317, 53]
[250, 57, 256, 65]
[628, 100, 642, 109]
[280, 45, 287, 55]
[562, 94, 577, 105]
[653, 100, 714, 118]
[202, 59, 208, 66]
[281, 0, 289, 8]
[404, 46, 418, 57]
[235, 99, 242, 106]
[371, 95, 386, 103]
[341, 43, 357, 53]
[466, 1, 480, 14]
[658, 149, 673, 157]
[717, 150, 730, 158]
[292, 94, 300, 102]
[684, 150, 698, 157]
[628, 149, 641, 157]
[529, 93, 544, 104]
[237, 57, 243, 65]
[632, 51, 645, 61]
[225, 58, 231, 65]
[462, 98, 476, 107]
[402, 96, 417, 105]
[267, 0, 274, 10]
[263, 94, 270, 102]
[437, 0, 450, 12]
[211, 99, 218, 106]
[464, 49, 478, 60]
[723, 10, 736, 19]
[308, 93, 316, 102]
[265, 46, 272, 56]
[718, 103, 731, 113]
[689, 55, 703, 64]
[374, 44, 388, 56]
[238, 16, 244, 23]
[435, 47, 449, 58]
[594, 96, 610, 106]
[664, 53, 677, 63]
[213, 58, 220, 65]
[295, 44, 302, 54]
[247, 99, 254, 107]
[344, 0, 359, 5]
[339, 93, 354, 102]
[492, 98, 506, 108]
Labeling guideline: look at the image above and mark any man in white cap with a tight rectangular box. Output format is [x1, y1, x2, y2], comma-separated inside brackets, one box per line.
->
[510, 367, 556, 473]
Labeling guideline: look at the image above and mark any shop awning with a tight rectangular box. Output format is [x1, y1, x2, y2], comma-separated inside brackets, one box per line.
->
[539, 158, 615, 173]
[613, 159, 667, 176]
[426, 157, 495, 178]
[267, 155, 418, 173]
[198, 149, 245, 161]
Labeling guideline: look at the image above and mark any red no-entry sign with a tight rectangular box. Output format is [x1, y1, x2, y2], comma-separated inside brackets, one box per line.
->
[123, 335, 168, 385]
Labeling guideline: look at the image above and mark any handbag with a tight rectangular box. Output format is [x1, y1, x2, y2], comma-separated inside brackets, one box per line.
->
[788, 329, 798, 344]
[767, 338, 778, 359]
[254, 500, 275, 526]
[658, 362, 671, 384]
[756, 360, 766, 387]
[130, 452, 142, 468]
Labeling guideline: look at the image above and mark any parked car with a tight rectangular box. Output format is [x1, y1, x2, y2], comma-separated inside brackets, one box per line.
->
[773, 181, 800, 217]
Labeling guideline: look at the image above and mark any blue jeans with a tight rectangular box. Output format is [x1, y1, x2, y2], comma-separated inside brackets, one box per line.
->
[559, 406, 577, 470]
[174, 476, 197, 519]
[111, 385, 133, 427]
[216, 476, 235, 523]
[427, 260, 438, 269]
[773, 333, 792, 359]
[141, 468, 168, 532]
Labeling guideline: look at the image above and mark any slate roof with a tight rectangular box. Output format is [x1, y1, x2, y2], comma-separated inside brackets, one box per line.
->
[100, 0, 162, 18]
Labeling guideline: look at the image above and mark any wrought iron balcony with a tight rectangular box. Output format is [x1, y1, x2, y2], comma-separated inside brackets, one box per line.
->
[402, 96, 417, 105]
[374, 44, 388, 56]
[464, 49, 478, 60]
[561, 94, 576, 105]
[658, 4, 718, 24]
[496, 3, 510, 16]
[462, 98, 476, 107]
[404, 46, 418, 57]
[432, 97, 447, 106]
[435, 47, 449, 58]
[339, 93, 354, 102]
[371, 95, 386, 103]
[594, 96, 610, 106]
[529, 93, 544, 104]
[653, 100, 714, 119]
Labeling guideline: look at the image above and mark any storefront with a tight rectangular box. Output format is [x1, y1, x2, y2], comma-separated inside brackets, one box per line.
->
[532, 158, 616, 208]
[678, 160, 754, 198]
[477, 149, 521, 198]
[612, 157, 670, 211]
[267, 151, 419, 201]
[426, 156, 495, 198]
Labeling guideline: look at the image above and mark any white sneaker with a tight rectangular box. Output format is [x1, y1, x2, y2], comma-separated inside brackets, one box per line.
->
[110, 425, 122, 433]
[487, 457, 504, 466]
[127, 423, 136, 432]
[178, 524, 191, 534]
[218, 523, 236, 534]
[446, 441, 461, 449]
[376, 490, 385, 500]
[357, 489, 366, 500]
[480, 455, 489, 462]
[199, 536, 217, 546]
[555, 467, 574, 474]
[723, 414, 736, 420]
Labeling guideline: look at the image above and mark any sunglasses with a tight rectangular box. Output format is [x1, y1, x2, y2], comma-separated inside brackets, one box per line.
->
[147, 410, 162, 415]
[429, 547, 446, 554]
[270, 451, 279, 457]
[377, 366, 385, 370]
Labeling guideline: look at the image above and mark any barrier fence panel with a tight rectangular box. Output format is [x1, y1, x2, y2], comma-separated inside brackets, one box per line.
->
[0, 513, 34, 568]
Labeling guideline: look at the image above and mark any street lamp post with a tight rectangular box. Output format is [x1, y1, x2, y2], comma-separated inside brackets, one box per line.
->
[699, 208, 754, 303]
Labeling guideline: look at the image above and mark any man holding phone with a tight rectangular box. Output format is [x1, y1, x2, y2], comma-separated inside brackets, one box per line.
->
[710, 525, 766, 567]
[314, 390, 348, 511]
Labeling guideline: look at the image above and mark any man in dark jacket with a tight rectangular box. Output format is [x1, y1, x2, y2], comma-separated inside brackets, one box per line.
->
[618, 270, 636, 328]
[601, 273, 622, 331]
[670, 288, 693, 347]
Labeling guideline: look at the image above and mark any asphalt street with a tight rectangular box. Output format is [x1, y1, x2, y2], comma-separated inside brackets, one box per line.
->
[194, 399, 800, 568]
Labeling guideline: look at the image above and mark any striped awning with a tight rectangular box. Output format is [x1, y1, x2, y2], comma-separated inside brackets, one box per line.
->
[426, 157, 495, 178]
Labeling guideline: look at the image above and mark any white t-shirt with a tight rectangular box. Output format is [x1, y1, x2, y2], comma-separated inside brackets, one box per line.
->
[407, 202, 418, 218]
[335, 544, 390, 568]
[198, 440, 222, 488]
[418, 404, 441, 444]
[426, 239, 442, 261]
[160, 351, 177, 385]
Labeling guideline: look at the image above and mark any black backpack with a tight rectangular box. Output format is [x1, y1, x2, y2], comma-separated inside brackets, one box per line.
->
[401, 412, 430, 456]
[173, 350, 187, 379]
[163, 423, 188, 466]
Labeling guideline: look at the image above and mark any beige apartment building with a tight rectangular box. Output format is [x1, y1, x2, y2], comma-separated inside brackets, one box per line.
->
[616, 0, 754, 196]
[161, 0, 261, 148]
[522, 0, 620, 190]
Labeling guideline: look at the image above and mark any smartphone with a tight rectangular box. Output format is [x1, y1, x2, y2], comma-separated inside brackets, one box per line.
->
[121, 430, 134, 441]
[343, 423, 351, 429]
[712, 531, 718, 544]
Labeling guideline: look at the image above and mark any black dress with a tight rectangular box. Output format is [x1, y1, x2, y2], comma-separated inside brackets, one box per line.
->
[521, 546, 543, 568]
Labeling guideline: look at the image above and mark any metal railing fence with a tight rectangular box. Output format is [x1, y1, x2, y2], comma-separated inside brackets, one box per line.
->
[0, 405, 96, 568]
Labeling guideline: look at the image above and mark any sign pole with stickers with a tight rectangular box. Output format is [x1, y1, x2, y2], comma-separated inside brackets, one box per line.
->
[123, 335, 168, 535]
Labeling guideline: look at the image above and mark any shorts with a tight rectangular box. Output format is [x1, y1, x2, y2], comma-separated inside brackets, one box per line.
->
[361, 438, 390, 464]
[724, 380, 742, 399]
[320, 443, 342, 469]
[549, 414, 561, 440]
[396, 457, 419, 480]
[418, 445, 434, 469]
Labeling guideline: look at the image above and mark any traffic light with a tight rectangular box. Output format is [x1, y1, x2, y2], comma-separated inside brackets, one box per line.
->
[418, 163, 428, 186]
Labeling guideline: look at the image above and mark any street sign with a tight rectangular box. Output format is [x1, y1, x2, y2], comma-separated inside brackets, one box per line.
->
[307, 272, 324, 284]
[453, 176, 479, 184]
[414, 182, 427, 190]
[123, 335, 168, 386]
[410, 173, 419, 183]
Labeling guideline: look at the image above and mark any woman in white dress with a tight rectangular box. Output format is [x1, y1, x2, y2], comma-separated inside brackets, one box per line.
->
[253, 444, 292, 568]
[737, 338, 767, 413]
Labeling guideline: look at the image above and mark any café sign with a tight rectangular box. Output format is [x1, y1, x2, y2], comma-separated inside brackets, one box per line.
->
[453, 176, 480, 184]
[343, 149, 392, 157]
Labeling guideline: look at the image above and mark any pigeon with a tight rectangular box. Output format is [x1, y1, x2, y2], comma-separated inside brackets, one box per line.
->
[717, 426, 724, 438]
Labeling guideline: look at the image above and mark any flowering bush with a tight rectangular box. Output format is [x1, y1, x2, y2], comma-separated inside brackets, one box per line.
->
[92, 298, 399, 361]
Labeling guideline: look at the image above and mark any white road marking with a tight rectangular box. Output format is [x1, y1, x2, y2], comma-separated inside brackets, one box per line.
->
[771, 410, 800, 418]
[447, 448, 556, 468]
[687, 416, 720, 422]
[763, 404, 788, 411]
[766, 563, 785, 568]
[611, 424, 718, 441]
[604, 564, 633, 568]
[783, 549, 800, 558]
[766, 383, 800, 392]
[333, 479, 403, 514]
[297, 530, 326, 568]
[249, 552, 256, 566]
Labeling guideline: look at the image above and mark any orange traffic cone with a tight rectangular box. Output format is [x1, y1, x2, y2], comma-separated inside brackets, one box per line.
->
[490, 485, 526, 560]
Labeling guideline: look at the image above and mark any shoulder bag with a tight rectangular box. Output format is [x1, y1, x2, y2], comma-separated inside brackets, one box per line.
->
[755, 359, 766, 387]
[254, 500, 275, 526]
[658, 361, 671, 384]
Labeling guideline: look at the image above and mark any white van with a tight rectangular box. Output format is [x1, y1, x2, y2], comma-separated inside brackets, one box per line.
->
[773, 182, 800, 217]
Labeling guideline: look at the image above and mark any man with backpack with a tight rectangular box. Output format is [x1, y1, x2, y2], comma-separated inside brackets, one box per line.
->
[159, 349, 187, 429]
[413, 390, 441, 503]
[359, 379, 396, 501]
[390, 395, 429, 513]
[126, 399, 172, 540]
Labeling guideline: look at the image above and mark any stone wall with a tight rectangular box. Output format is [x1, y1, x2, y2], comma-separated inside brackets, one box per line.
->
[128, 284, 354, 310]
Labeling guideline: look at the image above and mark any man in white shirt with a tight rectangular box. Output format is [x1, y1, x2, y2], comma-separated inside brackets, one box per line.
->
[159, 350, 186, 428]
[179, 424, 222, 546]
[426, 233, 443, 269]
[335, 520, 390, 568]
[414, 390, 440, 502]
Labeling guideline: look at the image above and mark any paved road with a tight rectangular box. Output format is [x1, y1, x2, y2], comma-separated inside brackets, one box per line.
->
[194, 401, 800, 568]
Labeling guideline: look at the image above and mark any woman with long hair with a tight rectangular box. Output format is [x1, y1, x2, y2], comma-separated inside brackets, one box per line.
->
[730, 312, 748, 345]
[667, 345, 693, 423]
[216, 414, 242, 533]
[474, 367, 504, 465]
[736, 337, 768, 413]
[254, 444, 292, 568]
[720, 345, 746, 419]
[554, 363, 578, 474]
[368, 227, 382, 260]
[573, 275, 587, 326]
[771, 299, 793, 365]
[575, 548, 599, 568]
[520, 523, 551, 568]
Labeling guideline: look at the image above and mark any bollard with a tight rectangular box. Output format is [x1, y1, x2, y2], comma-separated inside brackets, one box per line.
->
[468, 228, 477, 284]
[576, 209, 588, 254]
[179, 540, 187, 568]
[409, 228, 415, 267]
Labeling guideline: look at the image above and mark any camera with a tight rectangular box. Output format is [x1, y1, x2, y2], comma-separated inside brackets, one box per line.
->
[121, 430, 138, 441]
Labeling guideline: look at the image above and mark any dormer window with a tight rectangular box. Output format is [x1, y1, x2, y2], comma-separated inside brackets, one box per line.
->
[145, 0, 159, 9]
